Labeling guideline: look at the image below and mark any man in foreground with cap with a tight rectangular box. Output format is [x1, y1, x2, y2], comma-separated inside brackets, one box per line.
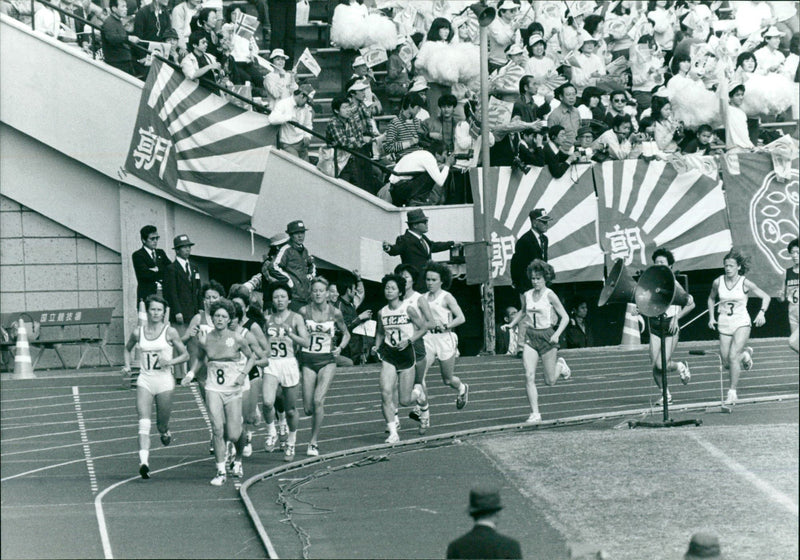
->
[510, 208, 551, 295]
[163, 234, 202, 329]
[270, 220, 315, 311]
[383, 209, 457, 292]
[268, 82, 314, 161]
[446, 487, 522, 559]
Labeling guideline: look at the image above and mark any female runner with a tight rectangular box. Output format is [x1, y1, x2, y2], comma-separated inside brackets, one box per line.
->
[230, 290, 270, 458]
[263, 283, 309, 462]
[122, 295, 189, 479]
[422, 262, 468, 411]
[502, 260, 570, 424]
[299, 277, 350, 457]
[647, 248, 695, 405]
[183, 299, 265, 485]
[707, 249, 771, 404]
[374, 274, 427, 443]
[395, 264, 434, 434]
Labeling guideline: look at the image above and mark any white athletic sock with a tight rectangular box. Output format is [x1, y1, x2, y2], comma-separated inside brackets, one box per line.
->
[139, 449, 149, 465]
[458, 383, 466, 395]
[287, 430, 297, 445]
[387, 422, 398, 435]
[266, 422, 276, 436]
[216, 461, 226, 474]
[411, 385, 425, 403]
[277, 411, 286, 423]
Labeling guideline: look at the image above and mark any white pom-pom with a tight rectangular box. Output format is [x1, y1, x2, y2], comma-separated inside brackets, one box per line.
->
[741, 73, 794, 117]
[667, 74, 721, 128]
[365, 13, 399, 51]
[331, 3, 368, 50]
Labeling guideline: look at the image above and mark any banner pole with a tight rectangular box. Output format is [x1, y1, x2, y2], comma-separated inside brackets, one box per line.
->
[479, 11, 495, 355]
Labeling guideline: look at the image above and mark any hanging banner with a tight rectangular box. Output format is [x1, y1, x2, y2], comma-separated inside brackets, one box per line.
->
[721, 152, 799, 296]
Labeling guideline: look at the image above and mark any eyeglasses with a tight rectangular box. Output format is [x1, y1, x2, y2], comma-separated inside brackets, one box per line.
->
[148, 236, 160, 240]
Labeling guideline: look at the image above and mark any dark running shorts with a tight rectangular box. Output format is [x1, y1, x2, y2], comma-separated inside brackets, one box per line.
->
[248, 366, 261, 381]
[648, 315, 677, 336]
[524, 326, 559, 355]
[377, 343, 416, 371]
[301, 352, 335, 373]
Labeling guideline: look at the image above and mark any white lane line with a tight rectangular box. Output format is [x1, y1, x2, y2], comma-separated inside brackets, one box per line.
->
[94, 456, 213, 559]
[687, 431, 799, 517]
[73, 386, 99, 494]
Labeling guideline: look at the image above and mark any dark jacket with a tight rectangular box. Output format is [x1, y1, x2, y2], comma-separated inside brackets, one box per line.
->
[162, 259, 202, 323]
[132, 2, 171, 43]
[562, 319, 594, 348]
[510, 229, 547, 293]
[446, 524, 522, 559]
[101, 14, 131, 63]
[386, 230, 454, 291]
[543, 142, 570, 179]
[269, 243, 315, 305]
[131, 247, 171, 303]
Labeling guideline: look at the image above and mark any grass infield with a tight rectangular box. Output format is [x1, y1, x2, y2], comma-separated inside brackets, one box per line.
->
[476, 423, 798, 560]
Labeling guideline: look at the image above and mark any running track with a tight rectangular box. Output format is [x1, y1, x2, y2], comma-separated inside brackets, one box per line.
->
[1, 338, 797, 559]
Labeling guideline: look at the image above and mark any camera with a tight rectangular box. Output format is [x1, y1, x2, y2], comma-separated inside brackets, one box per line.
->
[454, 151, 473, 160]
[512, 156, 531, 175]
[576, 147, 592, 163]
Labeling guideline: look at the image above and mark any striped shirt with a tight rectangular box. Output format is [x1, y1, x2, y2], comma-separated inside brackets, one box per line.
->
[384, 115, 425, 159]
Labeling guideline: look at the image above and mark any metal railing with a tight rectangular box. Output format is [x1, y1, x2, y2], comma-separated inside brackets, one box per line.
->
[23, 0, 403, 181]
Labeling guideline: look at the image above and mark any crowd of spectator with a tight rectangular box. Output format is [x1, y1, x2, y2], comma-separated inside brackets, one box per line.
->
[6, 0, 798, 207]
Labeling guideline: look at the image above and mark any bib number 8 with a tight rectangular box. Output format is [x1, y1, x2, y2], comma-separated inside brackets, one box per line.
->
[216, 369, 225, 385]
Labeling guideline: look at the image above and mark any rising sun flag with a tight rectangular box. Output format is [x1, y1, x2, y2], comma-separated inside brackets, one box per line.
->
[124, 59, 276, 228]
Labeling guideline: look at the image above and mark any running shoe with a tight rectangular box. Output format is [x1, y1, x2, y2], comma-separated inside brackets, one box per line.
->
[525, 413, 542, 424]
[679, 361, 691, 385]
[210, 471, 226, 486]
[724, 389, 738, 405]
[741, 347, 754, 371]
[283, 444, 295, 462]
[139, 463, 150, 479]
[557, 357, 571, 380]
[655, 392, 673, 406]
[243, 432, 253, 458]
[385, 432, 400, 444]
[419, 409, 430, 435]
[160, 431, 172, 446]
[232, 461, 243, 478]
[456, 383, 469, 410]
[264, 433, 277, 453]
[409, 405, 422, 422]
[307, 443, 319, 457]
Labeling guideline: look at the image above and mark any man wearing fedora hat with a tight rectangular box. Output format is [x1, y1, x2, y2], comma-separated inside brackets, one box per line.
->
[269, 220, 316, 311]
[163, 235, 202, 331]
[446, 487, 522, 559]
[510, 208, 551, 295]
[383, 209, 458, 292]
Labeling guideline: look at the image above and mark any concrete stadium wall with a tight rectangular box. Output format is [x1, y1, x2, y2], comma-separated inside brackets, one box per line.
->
[1, 195, 125, 368]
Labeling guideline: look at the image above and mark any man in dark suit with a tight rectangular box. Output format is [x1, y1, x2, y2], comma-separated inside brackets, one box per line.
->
[162, 234, 201, 329]
[446, 487, 522, 559]
[510, 208, 552, 295]
[382, 209, 459, 292]
[131, 225, 171, 304]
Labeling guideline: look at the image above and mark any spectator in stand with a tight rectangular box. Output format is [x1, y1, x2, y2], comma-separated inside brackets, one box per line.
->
[217, 27, 251, 86]
[347, 78, 382, 193]
[726, 81, 755, 153]
[647, 0, 676, 56]
[575, 125, 595, 162]
[268, 83, 314, 161]
[510, 208, 550, 296]
[515, 128, 546, 167]
[547, 82, 581, 145]
[181, 31, 222, 82]
[383, 209, 458, 292]
[195, 7, 221, 59]
[488, 0, 523, 72]
[577, 85, 606, 122]
[755, 26, 787, 75]
[604, 89, 639, 131]
[425, 94, 460, 153]
[385, 36, 411, 97]
[424, 17, 455, 116]
[513, 75, 549, 124]
[387, 141, 455, 207]
[172, 0, 201, 50]
[224, 4, 267, 89]
[163, 234, 202, 332]
[571, 31, 607, 96]
[325, 96, 363, 185]
[268, 0, 296, 64]
[524, 32, 557, 96]
[592, 115, 642, 160]
[350, 57, 382, 116]
[101, 0, 141, 76]
[65, 0, 104, 52]
[162, 28, 183, 64]
[630, 34, 665, 115]
[263, 48, 294, 109]
[543, 125, 579, 179]
[132, 225, 171, 305]
[562, 298, 595, 348]
[682, 124, 720, 155]
[408, 76, 432, 121]
[560, 2, 591, 54]
[384, 93, 425, 160]
[133, 0, 170, 44]
[270, 220, 315, 311]
[490, 44, 529, 101]
[651, 95, 682, 153]
[33, 0, 61, 38]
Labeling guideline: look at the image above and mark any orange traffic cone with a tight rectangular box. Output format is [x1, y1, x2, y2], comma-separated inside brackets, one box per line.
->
[620, 303, 643, 349]
[13, 317, 35, 379]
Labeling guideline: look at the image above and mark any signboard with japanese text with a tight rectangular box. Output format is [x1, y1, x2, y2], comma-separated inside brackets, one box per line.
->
[124, 59, 276, 228]
[470, 164, 603, 285]
[594, 158, 732, 274]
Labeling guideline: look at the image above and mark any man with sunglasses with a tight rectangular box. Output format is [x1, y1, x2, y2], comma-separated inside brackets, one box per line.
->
[268, 83, 315, 161]
[132, 225, 171, 305]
